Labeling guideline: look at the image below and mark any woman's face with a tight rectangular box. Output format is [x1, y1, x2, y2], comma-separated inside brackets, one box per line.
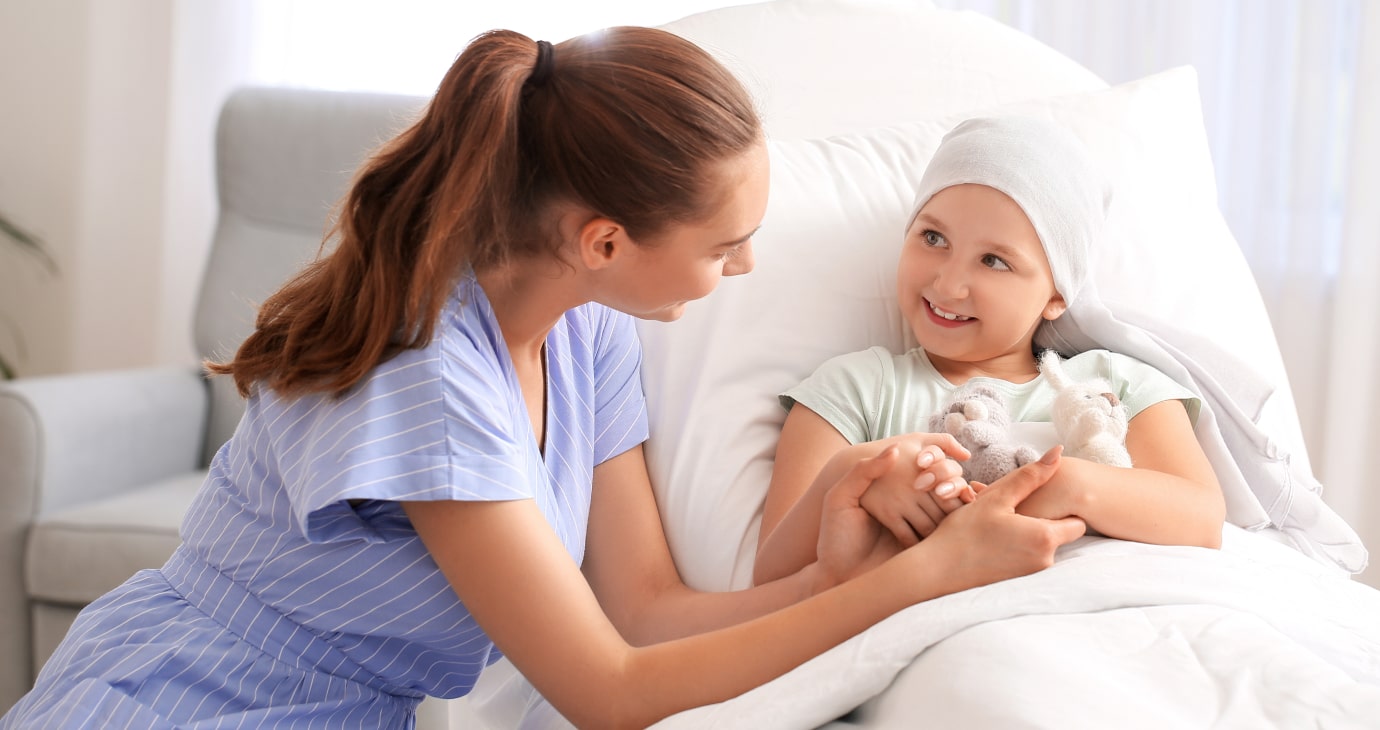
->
[605, 142, 770, 322]
[897, 184, 1065, 374]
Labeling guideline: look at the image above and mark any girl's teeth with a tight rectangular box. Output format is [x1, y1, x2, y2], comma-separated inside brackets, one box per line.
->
[930, 303, 971, 321]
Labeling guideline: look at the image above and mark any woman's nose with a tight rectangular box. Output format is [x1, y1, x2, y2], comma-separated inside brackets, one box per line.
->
[723, 241, 755, 277]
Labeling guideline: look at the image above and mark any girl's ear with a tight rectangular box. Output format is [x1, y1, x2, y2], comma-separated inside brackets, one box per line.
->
[1042, 293, 1067, 321]
[575, 217, 630, 271]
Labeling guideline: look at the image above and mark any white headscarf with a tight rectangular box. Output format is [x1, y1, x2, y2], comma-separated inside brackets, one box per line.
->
[906, 115, 1110, 307]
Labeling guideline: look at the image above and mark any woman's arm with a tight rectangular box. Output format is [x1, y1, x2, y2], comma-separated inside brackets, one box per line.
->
[405, 444, 1082, 729]
[1014, 399, 1225, 548]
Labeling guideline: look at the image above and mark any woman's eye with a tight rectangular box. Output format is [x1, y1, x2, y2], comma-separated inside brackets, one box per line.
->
[923, 230, 946, 247]
[981, 254, 1012, 271]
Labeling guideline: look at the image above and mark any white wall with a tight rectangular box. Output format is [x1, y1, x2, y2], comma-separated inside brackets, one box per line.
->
[0, 0, 86, 376]
[66, 0, 173, 373]
[0, 0, 252, 378]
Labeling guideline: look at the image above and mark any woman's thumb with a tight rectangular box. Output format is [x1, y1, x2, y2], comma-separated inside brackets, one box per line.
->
[988, 445, 1062, 507]
[832, 445, 900, 503]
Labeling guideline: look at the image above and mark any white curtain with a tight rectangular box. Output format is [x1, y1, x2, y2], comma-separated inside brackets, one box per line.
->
[932, 0, 1380, 587]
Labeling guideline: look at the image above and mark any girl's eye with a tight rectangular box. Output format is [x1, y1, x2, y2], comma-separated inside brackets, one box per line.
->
[981, 253, 1012, 271]
[923, 230, 946, 248]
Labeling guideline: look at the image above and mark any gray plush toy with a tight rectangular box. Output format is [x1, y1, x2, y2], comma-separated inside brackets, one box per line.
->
[928, 384, 1040, 484]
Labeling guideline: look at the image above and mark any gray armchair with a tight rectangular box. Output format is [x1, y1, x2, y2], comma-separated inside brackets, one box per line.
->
[0, 87, 425, 710]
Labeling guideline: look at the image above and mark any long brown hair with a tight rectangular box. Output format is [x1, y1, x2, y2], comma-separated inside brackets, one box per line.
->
[208, 27, 761, 398]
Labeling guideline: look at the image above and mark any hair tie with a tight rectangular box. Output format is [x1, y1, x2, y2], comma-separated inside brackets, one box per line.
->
[529, 40, 555, 88]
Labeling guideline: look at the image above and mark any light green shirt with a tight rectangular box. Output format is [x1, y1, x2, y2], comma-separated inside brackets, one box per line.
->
[782, 347, 1199, 445]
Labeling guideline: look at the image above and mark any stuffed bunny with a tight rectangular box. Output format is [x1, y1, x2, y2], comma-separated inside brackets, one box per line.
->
[928, 384, 1040, 484]
[1039, 350, 1132, 467]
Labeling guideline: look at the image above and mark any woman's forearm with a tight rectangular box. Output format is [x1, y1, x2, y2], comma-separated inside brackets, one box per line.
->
[614, 560, 829, 645]
[619, 548, 941, 729]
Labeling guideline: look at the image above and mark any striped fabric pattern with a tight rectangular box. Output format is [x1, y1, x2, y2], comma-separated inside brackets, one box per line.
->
[3, 274, 648, 728]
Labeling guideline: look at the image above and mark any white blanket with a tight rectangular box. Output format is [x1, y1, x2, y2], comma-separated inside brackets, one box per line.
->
[650, 526, 1380, 729]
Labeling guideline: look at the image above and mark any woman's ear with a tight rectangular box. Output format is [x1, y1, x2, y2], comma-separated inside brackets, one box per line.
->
[1042, 294, 1067, 321]
[575, 217, 630, 271]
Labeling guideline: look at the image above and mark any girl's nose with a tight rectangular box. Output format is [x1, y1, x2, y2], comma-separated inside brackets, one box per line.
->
[930, 260, 967, 299]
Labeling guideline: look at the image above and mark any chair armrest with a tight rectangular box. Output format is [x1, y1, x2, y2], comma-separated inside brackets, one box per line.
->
[0, 366, 209, 517]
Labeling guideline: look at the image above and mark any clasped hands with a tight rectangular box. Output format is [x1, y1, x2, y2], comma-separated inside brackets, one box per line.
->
[815, 433, 1087, 590]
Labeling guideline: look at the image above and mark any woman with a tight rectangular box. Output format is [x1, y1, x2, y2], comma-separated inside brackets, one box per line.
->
[2, 29, 1085, 729]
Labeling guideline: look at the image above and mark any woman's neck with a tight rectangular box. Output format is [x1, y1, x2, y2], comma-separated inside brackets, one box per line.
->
[476, 261, 578, 359]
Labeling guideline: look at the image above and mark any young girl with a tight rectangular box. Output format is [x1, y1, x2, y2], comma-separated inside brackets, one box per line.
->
[2, 33, 1089, 730]
[755, 115, 1226, 587]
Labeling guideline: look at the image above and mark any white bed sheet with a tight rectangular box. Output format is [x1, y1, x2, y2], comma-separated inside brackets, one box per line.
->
[655, 526, 1380, 729]
[470, 527, 1380, 729]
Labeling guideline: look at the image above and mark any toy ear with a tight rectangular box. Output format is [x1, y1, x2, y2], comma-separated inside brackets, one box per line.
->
[1039, 350, 1060, 385]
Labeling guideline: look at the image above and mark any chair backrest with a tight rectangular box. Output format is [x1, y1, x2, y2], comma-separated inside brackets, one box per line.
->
[195, 87, 425, 464]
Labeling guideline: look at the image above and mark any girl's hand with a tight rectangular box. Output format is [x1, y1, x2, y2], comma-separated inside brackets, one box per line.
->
[859, 443, 969, 546]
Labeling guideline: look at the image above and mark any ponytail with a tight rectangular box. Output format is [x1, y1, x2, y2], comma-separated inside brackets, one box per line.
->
[209, 27, 761, 398]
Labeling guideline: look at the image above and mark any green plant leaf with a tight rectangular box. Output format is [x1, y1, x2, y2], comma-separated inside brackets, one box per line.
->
[0, 212, 57, 273]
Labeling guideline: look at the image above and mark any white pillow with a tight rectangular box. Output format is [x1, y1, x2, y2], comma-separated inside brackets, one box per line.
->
[636, 66, 1301, 591]
[659, 1, 1105, 140]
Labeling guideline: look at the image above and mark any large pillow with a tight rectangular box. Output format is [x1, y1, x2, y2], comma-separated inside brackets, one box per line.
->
[636, 66, 1300, 591]
[659, 1, 1105, 140]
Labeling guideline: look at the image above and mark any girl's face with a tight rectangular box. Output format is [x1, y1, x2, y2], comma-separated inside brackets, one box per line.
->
[897, 183, 1066, 380]
[608, 143, 769, 322]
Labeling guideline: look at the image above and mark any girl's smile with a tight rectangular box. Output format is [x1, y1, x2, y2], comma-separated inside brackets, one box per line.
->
[924, 298, 975, 328]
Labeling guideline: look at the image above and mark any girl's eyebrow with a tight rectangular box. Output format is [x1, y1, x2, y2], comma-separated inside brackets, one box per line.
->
[914, 212, 944, 228]
[986, 241, 1032, 261]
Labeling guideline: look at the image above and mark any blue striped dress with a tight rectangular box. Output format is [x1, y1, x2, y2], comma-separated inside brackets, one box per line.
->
[3, 273, 649, 728]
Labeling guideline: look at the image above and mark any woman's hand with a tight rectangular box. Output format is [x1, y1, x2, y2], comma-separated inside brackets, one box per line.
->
[917, 446, 1088, 592]
[813, 446, 908, 589]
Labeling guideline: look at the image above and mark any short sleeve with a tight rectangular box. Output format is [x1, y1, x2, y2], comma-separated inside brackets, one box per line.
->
[268, 304, 537, 543]
[779, 347, 888, 445]
[1071, 350, 1202, 425]
[589, 308, 649, 464]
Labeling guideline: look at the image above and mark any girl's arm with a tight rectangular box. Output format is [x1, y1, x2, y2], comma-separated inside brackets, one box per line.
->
[405, 444, 1082, 729]
[754, 404, 856, 586]
[1014, 399, 1225, 548]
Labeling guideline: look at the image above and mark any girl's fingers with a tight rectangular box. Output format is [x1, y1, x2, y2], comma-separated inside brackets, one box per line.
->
[902, 507, 940, 539]
[879, 513, 921, 548]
